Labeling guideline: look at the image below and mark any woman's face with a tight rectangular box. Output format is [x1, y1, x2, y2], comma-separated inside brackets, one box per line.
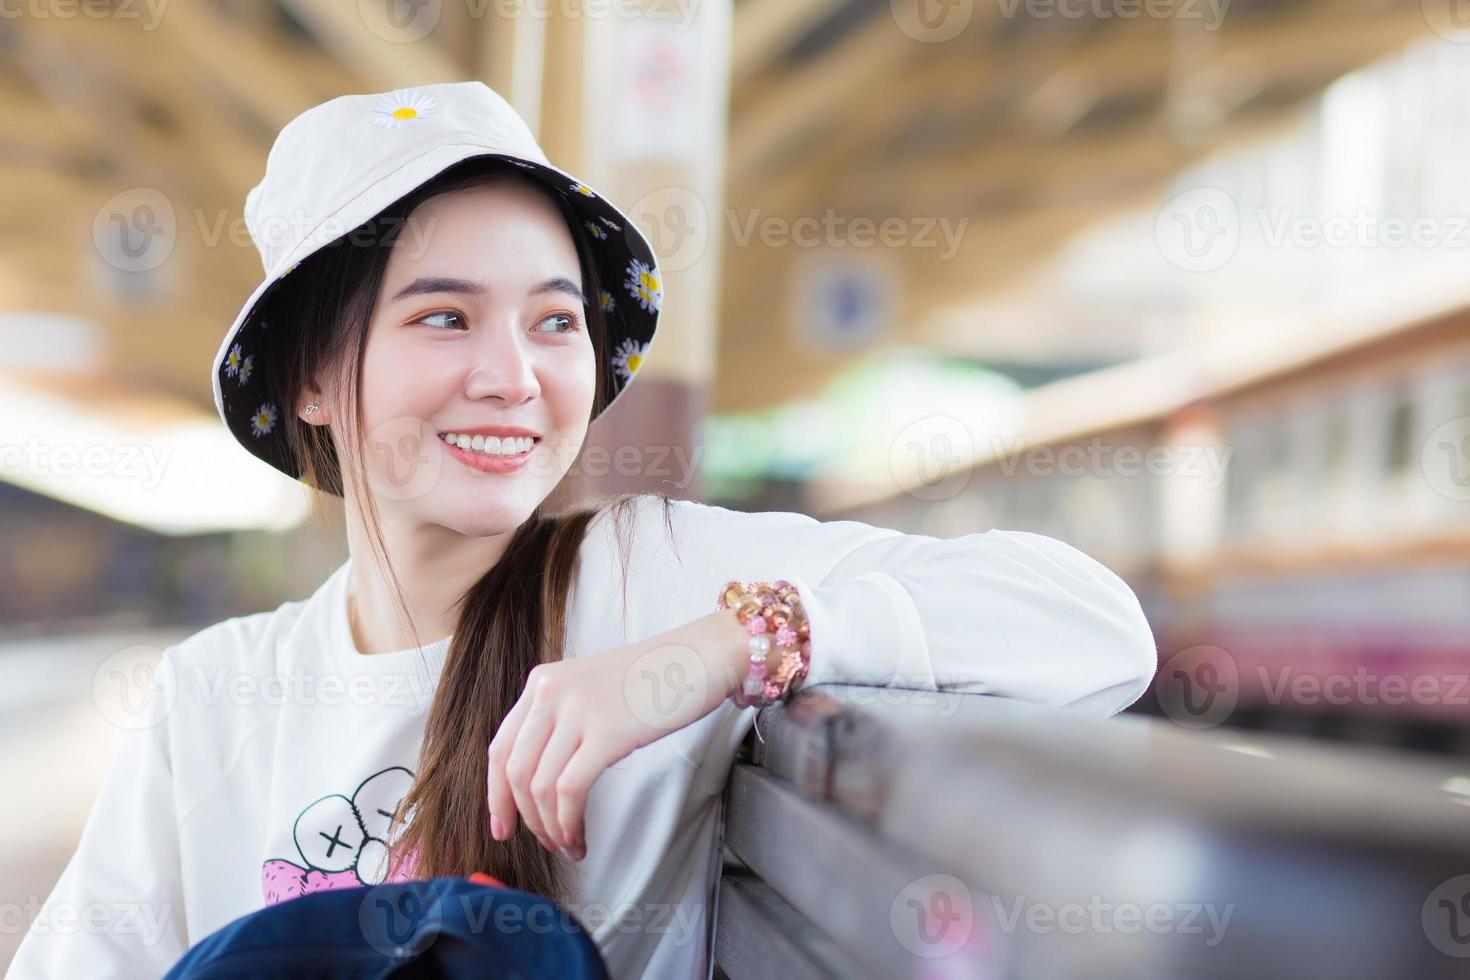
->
[348, 178, 596, 534]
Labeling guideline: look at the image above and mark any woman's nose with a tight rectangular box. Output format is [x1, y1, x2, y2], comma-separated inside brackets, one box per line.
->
[462, 323, 540, 405]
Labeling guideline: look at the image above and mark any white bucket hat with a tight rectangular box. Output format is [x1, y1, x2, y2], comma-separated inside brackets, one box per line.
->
[211, 80, 663, 484]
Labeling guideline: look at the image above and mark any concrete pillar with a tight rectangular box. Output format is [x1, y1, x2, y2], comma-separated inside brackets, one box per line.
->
[526, 0, 732, 507]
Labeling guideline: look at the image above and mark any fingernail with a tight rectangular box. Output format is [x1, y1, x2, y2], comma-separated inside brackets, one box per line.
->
[490, 815, 504, 841]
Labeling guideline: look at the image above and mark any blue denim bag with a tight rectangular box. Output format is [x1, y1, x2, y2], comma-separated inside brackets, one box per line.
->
[163, 875, 609, 979]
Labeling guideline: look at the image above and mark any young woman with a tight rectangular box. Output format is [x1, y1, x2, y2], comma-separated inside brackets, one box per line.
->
[9, 82, 1157, 980]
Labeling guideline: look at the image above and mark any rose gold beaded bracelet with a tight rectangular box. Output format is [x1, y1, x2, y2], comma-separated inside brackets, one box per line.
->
[716, 579, 811, 709]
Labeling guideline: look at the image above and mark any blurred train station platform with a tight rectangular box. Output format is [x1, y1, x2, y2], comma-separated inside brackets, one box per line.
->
[5, 0, 1470, 977]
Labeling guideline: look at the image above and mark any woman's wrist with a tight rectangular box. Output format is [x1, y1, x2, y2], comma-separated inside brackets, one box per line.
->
[691, 606, 761, 702]
[640, 589, 809, 719]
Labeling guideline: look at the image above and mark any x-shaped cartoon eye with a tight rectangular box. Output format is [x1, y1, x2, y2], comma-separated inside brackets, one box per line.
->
[351, 767, 415, 884]
[353, 766, 414, 842]
[292, 794, 365, 874]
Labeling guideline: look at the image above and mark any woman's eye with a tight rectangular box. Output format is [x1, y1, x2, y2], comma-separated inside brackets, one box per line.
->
[536, 312, 581, 335]
[416, 311, 467, 331]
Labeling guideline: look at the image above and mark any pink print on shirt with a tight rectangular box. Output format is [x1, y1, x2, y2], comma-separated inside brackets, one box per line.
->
[261, 766, 420, 905]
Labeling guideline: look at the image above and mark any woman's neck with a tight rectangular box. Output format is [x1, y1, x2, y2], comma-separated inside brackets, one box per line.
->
[342, 504, 516, 655]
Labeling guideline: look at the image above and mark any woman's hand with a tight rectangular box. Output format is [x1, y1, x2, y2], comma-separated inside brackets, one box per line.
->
[485, 607, 750, 860]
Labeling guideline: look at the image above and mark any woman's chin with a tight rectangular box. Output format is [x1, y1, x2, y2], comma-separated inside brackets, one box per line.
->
[426, 494, 538, 537]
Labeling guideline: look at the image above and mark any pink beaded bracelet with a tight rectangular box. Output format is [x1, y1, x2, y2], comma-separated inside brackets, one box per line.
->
[717, 579, 812, 709]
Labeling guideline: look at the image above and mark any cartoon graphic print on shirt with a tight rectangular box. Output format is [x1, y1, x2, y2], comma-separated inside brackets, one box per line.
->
[261, 766, 418, 905]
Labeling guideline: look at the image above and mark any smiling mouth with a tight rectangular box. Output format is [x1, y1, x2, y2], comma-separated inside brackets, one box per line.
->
[437, 432, 541, 459]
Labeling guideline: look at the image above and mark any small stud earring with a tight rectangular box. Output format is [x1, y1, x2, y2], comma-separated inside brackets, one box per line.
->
[304, 402, 320, 416]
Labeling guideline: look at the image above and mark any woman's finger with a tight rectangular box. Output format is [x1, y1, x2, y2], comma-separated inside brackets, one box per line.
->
[504, 703, 556, 844]
[529, 725, 581, 850]
[554, 741, 614, 855]
[486, 692, 531, 840]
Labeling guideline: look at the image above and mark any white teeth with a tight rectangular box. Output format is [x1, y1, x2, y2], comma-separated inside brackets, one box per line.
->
[440, 433, 535, 457]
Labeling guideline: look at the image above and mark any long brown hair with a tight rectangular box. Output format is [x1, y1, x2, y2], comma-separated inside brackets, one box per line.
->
[257, 156, 676, 901]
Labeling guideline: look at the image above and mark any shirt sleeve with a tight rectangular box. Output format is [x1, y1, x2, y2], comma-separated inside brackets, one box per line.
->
[7, 646, 190, 979]
[652, 497, 1158, 717]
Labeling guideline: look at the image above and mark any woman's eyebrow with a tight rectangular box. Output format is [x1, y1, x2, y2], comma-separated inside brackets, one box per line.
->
[528, 276, 589, 307]
[391, 276, 483, 301]
[391, 276, 588, 307]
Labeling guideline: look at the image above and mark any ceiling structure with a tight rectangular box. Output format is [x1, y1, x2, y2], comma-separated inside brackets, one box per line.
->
[2, 1, 361, 402]
[0, 0, 1439, 421]
[719, 0, 1438, 410]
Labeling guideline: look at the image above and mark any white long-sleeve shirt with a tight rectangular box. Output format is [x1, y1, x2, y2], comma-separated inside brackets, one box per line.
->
[7, 495, 1158, 980]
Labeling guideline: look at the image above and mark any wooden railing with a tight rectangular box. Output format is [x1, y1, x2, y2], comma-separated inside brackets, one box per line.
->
[712, 685, 1470, 979]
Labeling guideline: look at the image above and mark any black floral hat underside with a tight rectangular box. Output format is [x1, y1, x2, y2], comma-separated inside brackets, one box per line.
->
[217, 154, 662, 486]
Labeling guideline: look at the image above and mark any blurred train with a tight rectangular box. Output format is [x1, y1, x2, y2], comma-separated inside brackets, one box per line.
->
[826, 295, 1470, 753]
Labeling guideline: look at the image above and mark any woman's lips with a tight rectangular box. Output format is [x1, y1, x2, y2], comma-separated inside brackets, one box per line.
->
[441, 437, 538, 474]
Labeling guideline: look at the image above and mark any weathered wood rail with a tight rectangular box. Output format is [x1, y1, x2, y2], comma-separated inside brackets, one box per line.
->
[712, 685, 1470, 979]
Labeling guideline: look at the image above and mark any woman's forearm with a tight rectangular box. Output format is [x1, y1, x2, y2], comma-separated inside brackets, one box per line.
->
[630, 606, 752, 719]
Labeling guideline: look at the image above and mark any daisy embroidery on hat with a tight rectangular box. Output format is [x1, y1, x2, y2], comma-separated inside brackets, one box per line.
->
[238, 354, 254, 386]
[625, 258, 662, 314]
[599, 289, 615, 314]
[569, 181, 595, 198]
[584, 220, 608, 241]
[225, 343, 243, 378]
[251, 402, 279, 438]
[612, 338, 650, 383]
[370, 89, 438, 129]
